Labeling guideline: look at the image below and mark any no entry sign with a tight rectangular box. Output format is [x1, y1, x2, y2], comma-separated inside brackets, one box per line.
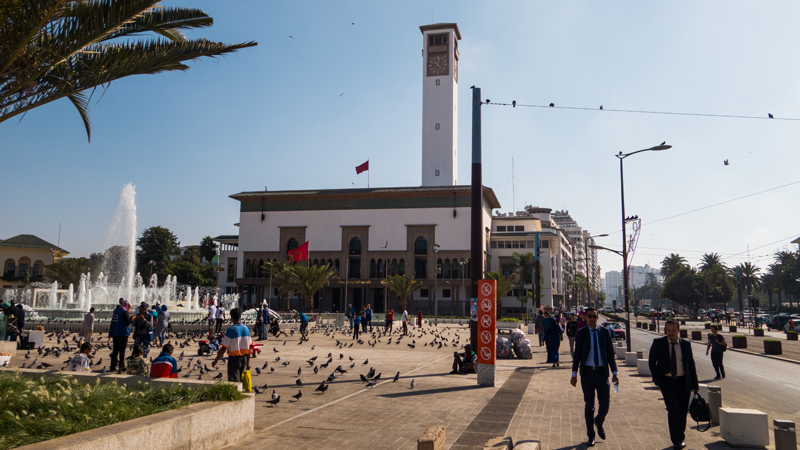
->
[477, 279, 496, 386]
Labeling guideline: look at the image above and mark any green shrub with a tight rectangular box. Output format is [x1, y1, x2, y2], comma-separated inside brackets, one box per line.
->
[764, 339, 781, 343]
[0, 372, 243, 449]
[498, 317, 520, 322]
[733, 335, 746, 338]
[788, 331, 798, 335]
[754, 328, 763, 331]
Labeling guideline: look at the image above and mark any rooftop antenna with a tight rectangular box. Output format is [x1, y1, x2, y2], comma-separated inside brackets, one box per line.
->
[512, 155, 515, 213]
[57, 223, 61, 248]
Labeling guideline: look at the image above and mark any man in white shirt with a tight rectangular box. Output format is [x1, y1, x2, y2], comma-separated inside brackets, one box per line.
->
[215, 304, 226, 333]
[207, 301, 217, 334]
[402, 307, 409, 336]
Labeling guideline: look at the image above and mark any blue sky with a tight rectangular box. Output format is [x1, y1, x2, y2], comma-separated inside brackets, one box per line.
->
[2, 1, 799, 277]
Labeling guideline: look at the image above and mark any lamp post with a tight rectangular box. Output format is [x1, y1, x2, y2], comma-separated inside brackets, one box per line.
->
[584, 234, 608, 308]
[459, 258, 467, 317]
[616, 143, 672, 351]
[148, 260, 156, 280]
[433, 244, 440, 326]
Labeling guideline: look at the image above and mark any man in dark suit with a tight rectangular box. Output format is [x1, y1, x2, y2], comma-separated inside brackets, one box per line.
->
[648, 318, 699, 450]
[570, 307, 618, 447]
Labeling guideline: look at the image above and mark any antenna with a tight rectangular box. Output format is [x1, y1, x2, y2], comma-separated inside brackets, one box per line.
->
[511, 155, 515, 212]
[57, 223, 61, 248]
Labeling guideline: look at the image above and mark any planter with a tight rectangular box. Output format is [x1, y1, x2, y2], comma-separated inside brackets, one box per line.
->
[704, 323, 711, 329]
[728, 325, 737, 332]
[649, 323, 656, 331]
[788, 332, 798, 341]
[754, 328, 764, 337]
[732, 335, 747, 349]
[680, 329, 688, 338]
[680, 320, 686, 326]
[691, 330, 703, 341]
[636, 322, 641, 327]
[764, 340, 782, 355]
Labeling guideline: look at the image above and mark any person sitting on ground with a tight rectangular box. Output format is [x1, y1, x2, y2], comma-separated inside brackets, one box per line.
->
[127, 345, 150, 376]
[451, 344, 477, 374]
[69, 343, 93, 373]
[149, 343, 178, 378]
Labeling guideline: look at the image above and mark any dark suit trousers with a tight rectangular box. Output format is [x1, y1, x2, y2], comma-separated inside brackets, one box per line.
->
[659, 376, 691, 446]
[110, 336, 128, 371]
[581, 368, 610, 439]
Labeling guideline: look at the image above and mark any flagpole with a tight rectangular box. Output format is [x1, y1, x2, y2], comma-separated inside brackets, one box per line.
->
[367, 158, 370, 188]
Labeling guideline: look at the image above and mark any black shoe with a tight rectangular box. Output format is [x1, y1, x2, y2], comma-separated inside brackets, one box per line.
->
[595, 420, 605, 440]
[713, 375, 721, 380]
[587, 439, 596, 447]
[450, 370, 459, 374]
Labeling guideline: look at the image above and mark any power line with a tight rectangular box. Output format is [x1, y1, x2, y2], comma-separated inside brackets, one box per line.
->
[486, 102, 799, 121]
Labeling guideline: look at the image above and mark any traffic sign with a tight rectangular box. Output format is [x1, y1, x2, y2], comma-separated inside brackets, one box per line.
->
[477, 279, 496, 366]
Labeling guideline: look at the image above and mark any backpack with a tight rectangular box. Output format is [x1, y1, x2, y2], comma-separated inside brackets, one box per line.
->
[689, 392, 712, 432]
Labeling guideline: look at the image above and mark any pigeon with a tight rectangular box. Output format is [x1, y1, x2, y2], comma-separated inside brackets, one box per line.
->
[512, 100, 516, 108]
[296, 379, 303, 387]
[282, 361, 290, 366]
[349, 363, 355, 369]
[360, 374, 369, 383]
[288, 36, 293, 39]
[549, 103, 554, 107]
[254, 386, 262, 395]
[96, 358, 102, 366]
[372, 373, 381, 382]
[270, 367, 275, 372]
[266, 396, 280, 406]
[660, 141, 666, 146]
[271, 389, 278, 400]
[214, 373, 223, 379]
[410, 379, 415, 389]
[408, 344, 415, 349]
[485, 99, 490, 104]
[309, 356, 318, 362]
[100, 367, 106, 374]
[292, 390, 302, 401]
[297, 367, 302, 376]
[366, 380, 376, 388]
[327, 373, 336, 382]
[262, 361, 268, 370]
[393, 372, 400, 382]
[273, 348, 279, 353]
[366, 367, 375, 378]
[362, 359, 368, 365]
[723, 159, 729, 166]
[339, 354, 344, 359]
[313, 366, 319, 374]
[768, 113, 774, 119]
[275, 356, 281, 362]
[256, 367, 262, 375]
[599, 105, 603, 110]
[315, 382, 328, 393]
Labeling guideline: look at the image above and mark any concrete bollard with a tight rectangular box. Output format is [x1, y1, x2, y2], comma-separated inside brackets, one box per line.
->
[418, 426, 446, 450]
[624, 352, 638, 366]
[774, 420, 796, 450]
[698, 384, 709, 403]
[708, 386, 722, 425]
[636, 351, 644, 360]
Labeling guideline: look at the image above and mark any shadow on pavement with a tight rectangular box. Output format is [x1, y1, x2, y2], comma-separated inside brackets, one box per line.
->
[377, 384, 485, 398]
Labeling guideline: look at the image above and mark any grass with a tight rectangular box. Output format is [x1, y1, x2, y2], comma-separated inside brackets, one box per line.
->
[498, 317, 520, 322]
[0, 372, 243, 449]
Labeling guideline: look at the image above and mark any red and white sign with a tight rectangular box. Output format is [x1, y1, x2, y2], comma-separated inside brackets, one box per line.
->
[477, 279, 496, 365]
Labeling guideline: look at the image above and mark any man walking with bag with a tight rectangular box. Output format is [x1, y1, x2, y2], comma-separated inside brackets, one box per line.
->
[649, 318, 699, 450]
[570, 307, 618, 447]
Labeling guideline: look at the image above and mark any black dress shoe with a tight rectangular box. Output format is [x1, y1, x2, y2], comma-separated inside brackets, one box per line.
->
[595, 420, 605, 440]
[587, 439, 596, 447]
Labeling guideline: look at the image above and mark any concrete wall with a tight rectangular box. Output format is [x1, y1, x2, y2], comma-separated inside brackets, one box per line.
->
[1, 367, 243, 391]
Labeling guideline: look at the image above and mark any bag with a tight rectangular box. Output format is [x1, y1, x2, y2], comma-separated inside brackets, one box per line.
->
[241, 369, 252, 393]
[689, 392, 712, 432]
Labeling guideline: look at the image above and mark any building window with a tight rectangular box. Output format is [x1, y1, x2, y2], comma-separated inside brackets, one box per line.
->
[370, 259, 376, 278]
[435, 123, 440, 130]
[542, 241, 550, 248]
[349, 259, 361, 278]
[415, 259, 427, 279]
[32, 264, 40, 278]
[496, 226, 506, 232]
[491, 241, 498, 248]
[18, 263, 28, 277]
[420, 289, 429, 298]
[515, 226, 524, 231]
[435, 169, 440, 176]
[443, 259, 451, 279]
[399, 259, 405, 275]
[227, 259, 236, 282]
[390, 258, 398, 276]
[258, 259, 264, 278]
[287, 238, 298, 252]
[428, 34, 448, 46]
[349, 237, 362, 255]
[513, 289, 521, 297]
[443, 289, 451, 298]
[378, 259, 385, 278]
[334, 259, 340, 273]
[414, 237, 428, 255]
[244, 259, 251, 278]
[512, 241, 520, 249]
[435, 79, 440, 85]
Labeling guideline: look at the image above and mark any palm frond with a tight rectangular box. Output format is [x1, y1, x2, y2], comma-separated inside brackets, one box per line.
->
[66, 91, 90, 140]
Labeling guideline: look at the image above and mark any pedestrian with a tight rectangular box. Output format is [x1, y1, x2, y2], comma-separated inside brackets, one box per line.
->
[150, 343, 178, 378]
[155, 305, 170, 346]
[215, 303, 226, 334]
[566, 314, 578, 360]
[68, 343, 93, 373]
[365, 304, 373, 332]
[260, 303, 270, 341]
[535, 311, 545, 346]
[15, 301, 24, 333]
[206, 300, 217, 335]
[297, 311, 309, 340]
[82, 307, 95, 344]
[2, 302, 20, 342]
[109, 298, 132, 373]
[402, 307, 409, 336]
[648, 318, 699, 450]
[385, 308, 394, 334]
[353, 313, 362, 340]
[212, 308, 252, 382]
[545, 313, 564, 367]
[360, 308, 367, 333]
[131, 303, 154, 357]
[706, 324, 727, 380]
[126, 344, 150, 376]
[570, 307, 618, 447]
[418, 310, 423, 328]
[347, 304, 355, 329]
[577, 311, 587, 331]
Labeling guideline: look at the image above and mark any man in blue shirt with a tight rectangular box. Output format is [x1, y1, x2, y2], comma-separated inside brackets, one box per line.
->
[297, 312, 309, 341]
[108, 298, 132, 373]
[570, 307, 618, 447]
[260, 302, 270, 341]
[364, 304, 373, 332]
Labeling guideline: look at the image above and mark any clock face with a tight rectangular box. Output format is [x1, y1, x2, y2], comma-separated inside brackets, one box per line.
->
[427, 54, 449, 76]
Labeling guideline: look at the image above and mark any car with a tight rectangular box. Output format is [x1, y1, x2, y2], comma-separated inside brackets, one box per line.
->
[602, 321, 626, 340]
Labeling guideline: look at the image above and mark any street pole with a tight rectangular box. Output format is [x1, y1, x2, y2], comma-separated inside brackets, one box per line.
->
[460, 259, 467, 317]
[584, 239, 591, 308]
[619, 156, 632, 352]
[535, 232, 541, 310]
[469, 86, 483, 351]
[434, 245, 439, 326]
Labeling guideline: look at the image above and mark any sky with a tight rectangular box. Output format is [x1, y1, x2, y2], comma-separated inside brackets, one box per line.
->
[2, 1, 800, 278]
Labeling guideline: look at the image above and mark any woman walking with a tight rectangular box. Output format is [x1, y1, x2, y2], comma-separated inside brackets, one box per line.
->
[545, 313, 563, 367]
[418, 310, 423, 328]
[155, 305, 170, 346]
[706, 324, 727, 380]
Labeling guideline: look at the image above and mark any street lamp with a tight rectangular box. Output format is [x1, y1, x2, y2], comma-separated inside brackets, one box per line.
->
[617, 143, 672, 351]
[433, 244, 441, 325]
[584, 234, 608, 308]
[148, 260, 156, 280]
[459, 258, 468, 317]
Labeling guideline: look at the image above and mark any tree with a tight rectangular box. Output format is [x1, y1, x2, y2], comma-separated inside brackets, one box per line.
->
[483, 269, 518, 319]
[136, 226, 180, 277]
[262, 260, 297, 311]
[289, 263, 338, 312]
[504, 251, 544, 311]
[732, 261, 761, 297]
[661, 265, 702, 317]
[660, 253, 687, 280]
[0, 0, 257, 141]
[699, 253, 725, 272]
[90, 245, 130, 283]
[759, 270, 777, 311]
[165, 260, 215, 286]
[44, 258, 91, 288]
[199, 236, 217, 264]
[381, 274, 424, 310]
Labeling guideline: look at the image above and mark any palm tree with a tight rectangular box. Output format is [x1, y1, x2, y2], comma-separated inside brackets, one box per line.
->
[44, 258, 91, 288]
[660, 253, 687, 280]
[381, 274, 423, 310]
[198, 236, 217, 264]
[699, 253, 725, 272]
[289, 264, 338, 312]
[758, 271, 777, 312]
[483, 269, 518, 319]
[774, 251, 799, 308]
[733, 261, 761, 297]
[262, 260, 297, 310]
[0, 1, 257, 141]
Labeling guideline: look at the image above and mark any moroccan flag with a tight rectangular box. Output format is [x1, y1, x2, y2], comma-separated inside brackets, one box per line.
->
[355, 160, 369, 174]
[287, 241, 309, 262]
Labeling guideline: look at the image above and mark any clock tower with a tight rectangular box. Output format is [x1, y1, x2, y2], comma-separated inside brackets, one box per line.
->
[420, 23, 461, 187]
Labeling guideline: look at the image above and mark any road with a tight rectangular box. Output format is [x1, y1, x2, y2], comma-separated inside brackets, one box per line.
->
[629, 327, 800, 423]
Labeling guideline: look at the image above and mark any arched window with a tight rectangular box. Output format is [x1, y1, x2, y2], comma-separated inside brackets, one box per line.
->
[334, 259, 340, 273]
[391, 258, 398, 276]
[327, 259, 333, 268]
[349, 237, 362, 255]
[258, 259, 264, 278]
[414, 237, 428, 255]
[370, 259, 376, 278]
[444, 259, 451, 279]
[399, 259, 405, 275]
[378, 259, 385, 278]
[244, 259, 252, 278]
[313, 258, 319, 267]
[437, 258, 444, 279]
[287, 238, 299, 252]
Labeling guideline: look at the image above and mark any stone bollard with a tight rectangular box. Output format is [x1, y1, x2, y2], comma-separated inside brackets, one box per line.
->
[636, 351, 644, 360]
[709, 386, 722, 425]
[774, 419, 796, 450]
[418, 426, 446, 450]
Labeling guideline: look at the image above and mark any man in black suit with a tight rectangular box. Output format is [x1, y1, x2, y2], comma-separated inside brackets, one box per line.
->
[570, 307, 618, 447]
[648, 318, 699, 450]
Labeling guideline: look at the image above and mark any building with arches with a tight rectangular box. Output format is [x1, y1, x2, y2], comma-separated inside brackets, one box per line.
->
[1, 234, 68, 290]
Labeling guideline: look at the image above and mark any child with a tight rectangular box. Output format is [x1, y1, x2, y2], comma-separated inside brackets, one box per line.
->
[69, 343, 93, 372]
[353, 314, 361, 340]
[149, 343, 178, 378]
[127, 344, 150, 377]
